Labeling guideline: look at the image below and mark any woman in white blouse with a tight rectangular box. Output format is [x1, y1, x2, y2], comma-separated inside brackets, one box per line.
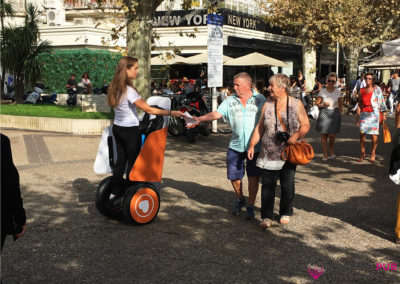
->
[315, 72, 343, 160]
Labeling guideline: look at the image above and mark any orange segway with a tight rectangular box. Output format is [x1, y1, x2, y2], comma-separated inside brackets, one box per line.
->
[95, 96, 170, 224]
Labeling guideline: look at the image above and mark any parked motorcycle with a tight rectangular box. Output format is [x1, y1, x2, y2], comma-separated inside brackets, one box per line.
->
[165, 91, 210, 143]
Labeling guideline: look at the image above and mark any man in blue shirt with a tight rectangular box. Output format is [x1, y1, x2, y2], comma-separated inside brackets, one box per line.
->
[193, 72, 266, 219]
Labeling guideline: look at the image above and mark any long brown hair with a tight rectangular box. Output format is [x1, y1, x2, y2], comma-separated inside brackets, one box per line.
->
[107, 56, 138, 107]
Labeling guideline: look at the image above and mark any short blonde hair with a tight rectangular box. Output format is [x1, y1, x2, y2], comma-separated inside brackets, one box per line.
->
[269, 74, 290, 93]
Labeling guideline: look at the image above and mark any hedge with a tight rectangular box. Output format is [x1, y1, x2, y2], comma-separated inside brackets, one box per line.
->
[38, 48, 122, 93]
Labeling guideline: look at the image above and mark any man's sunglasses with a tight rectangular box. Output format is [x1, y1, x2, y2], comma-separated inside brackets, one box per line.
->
[327, 80, 336, 83]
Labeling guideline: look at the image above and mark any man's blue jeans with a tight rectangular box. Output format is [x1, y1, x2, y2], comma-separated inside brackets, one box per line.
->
[260, 162, 297, 219]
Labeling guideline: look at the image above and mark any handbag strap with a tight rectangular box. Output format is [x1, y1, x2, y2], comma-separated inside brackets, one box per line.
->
[275, 96, 290, 133]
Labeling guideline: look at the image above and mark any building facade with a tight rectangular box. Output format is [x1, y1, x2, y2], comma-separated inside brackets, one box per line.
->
[8, 0, 342, 86]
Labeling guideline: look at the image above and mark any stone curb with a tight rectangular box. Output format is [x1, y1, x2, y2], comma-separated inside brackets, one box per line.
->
[0, 114, 111, 135]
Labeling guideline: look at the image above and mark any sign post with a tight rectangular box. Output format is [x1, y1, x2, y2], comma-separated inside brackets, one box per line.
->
[207, 14, 223, 133]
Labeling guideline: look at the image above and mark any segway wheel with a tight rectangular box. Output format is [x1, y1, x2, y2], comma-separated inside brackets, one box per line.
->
[95, 177, 121, 219]
[123, 183, 160, 224]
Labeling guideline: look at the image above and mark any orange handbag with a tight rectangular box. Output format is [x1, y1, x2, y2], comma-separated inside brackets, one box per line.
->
[281, 141, 314, 165]
[383, 122, 392, 144]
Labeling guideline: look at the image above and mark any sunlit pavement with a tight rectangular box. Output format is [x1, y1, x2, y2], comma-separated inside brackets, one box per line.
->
[1, 115, 399, 283]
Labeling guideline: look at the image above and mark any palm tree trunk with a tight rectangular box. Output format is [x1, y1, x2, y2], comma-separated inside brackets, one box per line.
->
[126, 2, 153, 99]
[14, 75, 25, 103]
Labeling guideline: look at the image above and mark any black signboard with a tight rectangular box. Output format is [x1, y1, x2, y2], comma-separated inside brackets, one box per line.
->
[152, 9, 283, 35]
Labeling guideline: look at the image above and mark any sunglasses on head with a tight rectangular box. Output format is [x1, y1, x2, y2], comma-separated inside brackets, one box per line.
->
[327, 80, 336, 83]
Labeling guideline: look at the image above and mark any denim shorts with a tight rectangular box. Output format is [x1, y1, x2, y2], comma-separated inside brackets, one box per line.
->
[226, 148, 261, 180]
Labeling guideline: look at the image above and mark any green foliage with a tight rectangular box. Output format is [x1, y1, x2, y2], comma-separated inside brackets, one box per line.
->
[38, 48, 122, 93]
[0, 104, 113, 119]
[1, 3, 51, 102]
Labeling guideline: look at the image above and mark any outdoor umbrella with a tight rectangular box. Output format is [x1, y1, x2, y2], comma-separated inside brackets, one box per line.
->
[185, 52, 233, 64]
[224, 52, 287, 67]
[360, 54, 400, 69]
[151, 54, 188, 65]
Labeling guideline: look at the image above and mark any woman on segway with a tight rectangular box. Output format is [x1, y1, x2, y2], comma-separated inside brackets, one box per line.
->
[107, 56, 184, 195]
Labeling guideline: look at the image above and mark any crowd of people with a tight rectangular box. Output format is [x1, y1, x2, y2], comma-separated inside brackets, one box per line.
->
[189, 69, 399, 243]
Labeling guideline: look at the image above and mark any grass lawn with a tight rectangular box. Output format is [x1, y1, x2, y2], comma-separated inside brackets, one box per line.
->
[0, 104, 113, 119]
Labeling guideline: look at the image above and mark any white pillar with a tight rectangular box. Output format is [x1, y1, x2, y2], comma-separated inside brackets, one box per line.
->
[382, 69, 391, 84]
[336, 41, 340, 75]
[211, 87, 218, 133]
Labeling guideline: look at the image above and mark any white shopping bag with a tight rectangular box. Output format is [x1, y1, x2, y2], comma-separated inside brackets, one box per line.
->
[183, 111, 198, 127]
[308, 105, 319, 120]
[93, 125, 117, 174]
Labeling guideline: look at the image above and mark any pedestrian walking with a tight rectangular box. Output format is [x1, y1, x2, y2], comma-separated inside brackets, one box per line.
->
[107, 56, 184, 194]
[356, 72, 387, 162]
[388, 71, 400, 114]
[191, 72, 266, 219]
[315, 72, 343, 160]
[390, 104, 400, 244]
[247, 74, 310, 228]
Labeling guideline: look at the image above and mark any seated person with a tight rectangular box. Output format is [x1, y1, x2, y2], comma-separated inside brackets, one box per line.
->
[66, 74, 78, 94]
[79, 72, 92, 94]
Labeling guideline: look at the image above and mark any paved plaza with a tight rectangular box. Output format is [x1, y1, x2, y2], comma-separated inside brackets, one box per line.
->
[1, 115, 400, 283]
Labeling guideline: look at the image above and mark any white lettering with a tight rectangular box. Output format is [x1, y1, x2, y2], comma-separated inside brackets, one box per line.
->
[161, 16, 169, 26]
[244, 18, 249, 28]
[235, 16, 241, 27]
[152, 16, 160, 26]
[228, 15, 233, 25]
[169, 15, 180, 26]
[185, 14, 193, 25]
[250, 19, 256, 29]
[193, 15, 202, 25]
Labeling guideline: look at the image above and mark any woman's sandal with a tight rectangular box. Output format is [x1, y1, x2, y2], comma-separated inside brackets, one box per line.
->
[369, 153, 376, 163]
[357, 153, 365, 162]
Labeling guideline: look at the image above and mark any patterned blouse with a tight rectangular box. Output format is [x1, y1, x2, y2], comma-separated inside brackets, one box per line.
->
[257, 97, 301, 169]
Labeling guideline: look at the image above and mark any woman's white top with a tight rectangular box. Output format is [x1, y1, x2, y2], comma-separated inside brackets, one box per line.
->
[81, 78, 91, 85]
[318, 88, 342, 109]
[113, 86, 141, 127]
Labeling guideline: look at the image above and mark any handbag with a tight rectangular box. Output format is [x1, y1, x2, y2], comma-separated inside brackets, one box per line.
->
[308, 105, 319, 120]
[383, 122, 392, 143]
[281, 141, 314, 165]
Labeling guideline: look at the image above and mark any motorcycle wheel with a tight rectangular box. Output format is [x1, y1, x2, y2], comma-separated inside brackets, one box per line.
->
[168, 116, 184, 136]
[123, 183, 160, 224]
[95, 176, 122, 219]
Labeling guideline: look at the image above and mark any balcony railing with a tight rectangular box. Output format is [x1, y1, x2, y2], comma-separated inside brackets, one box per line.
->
[64, 0, 120, 9]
